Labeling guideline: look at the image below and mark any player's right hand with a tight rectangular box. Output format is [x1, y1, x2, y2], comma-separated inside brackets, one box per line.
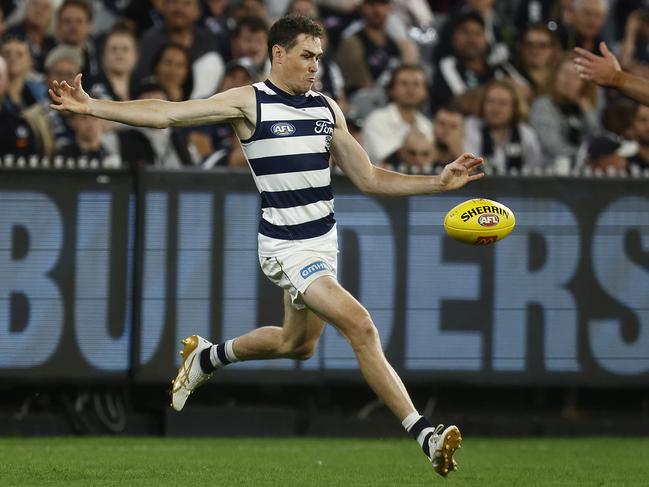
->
[49, 73, 91, 114]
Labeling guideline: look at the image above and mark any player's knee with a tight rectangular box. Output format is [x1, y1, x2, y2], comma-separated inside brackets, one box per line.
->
[346, 313, 379, 347]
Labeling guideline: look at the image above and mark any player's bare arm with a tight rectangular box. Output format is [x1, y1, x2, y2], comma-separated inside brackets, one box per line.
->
[574, 42, 649, 106]
[49, 73, 256, 129]
[326, 97, 483, 196]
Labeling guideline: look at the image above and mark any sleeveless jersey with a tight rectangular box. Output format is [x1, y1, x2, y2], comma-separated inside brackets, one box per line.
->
[240, 80, 338, 256]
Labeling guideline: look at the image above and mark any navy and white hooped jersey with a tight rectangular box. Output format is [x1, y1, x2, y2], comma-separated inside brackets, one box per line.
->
[240, 80, 338, 256]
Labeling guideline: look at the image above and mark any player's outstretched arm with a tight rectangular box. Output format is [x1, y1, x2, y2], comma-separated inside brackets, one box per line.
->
[49, 74, 253, 128]
[327, 98, 483, 196]
[574, 42, 649, 106]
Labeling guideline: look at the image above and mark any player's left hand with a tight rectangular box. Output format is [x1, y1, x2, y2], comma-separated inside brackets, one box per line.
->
[439, 153, 484, 191]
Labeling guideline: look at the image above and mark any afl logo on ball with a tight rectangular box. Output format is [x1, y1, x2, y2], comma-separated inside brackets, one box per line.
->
[477, 214, 499, 227]
[271, 122, 296, 136]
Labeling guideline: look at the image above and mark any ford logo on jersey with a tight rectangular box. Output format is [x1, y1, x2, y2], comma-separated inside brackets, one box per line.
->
[300, 261, 328, 279]
[271, 122, 296, 136]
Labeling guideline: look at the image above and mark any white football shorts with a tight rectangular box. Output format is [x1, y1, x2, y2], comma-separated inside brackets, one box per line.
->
[259, 248, 338, 310]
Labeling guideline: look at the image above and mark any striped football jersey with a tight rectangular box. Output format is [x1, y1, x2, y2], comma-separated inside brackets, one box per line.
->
[240, 80, 338, 256]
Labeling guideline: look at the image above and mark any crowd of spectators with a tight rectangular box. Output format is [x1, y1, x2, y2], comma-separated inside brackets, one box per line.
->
[1, 0, 649, 175]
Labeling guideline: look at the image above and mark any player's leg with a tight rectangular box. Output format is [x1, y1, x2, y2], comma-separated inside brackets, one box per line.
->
[301, 275, 461, 477]
[226, 290, 325, 361]
[171, 290, 324, 411]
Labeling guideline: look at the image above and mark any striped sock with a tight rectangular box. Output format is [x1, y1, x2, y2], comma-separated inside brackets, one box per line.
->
[199, 340, 239, 373]
[402, 412, 435, 458]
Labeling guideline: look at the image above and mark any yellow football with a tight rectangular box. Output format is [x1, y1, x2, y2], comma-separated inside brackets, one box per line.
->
[444, 198, 516, 245]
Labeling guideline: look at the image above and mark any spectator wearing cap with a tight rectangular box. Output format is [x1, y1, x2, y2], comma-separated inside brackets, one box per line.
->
[335, 0, 403, 96]
[228, 16, 270, 79]
[186, 58, 258, 168]
[628, 104, 649, 170]
[135, 0, 224, 99]
[1, 36, 47, 114]
[5, 0, 57, 74]
[579, 132, 629, 172]
[362, 64, 432, 164]
[22, 45, 82, 156]
[529, 54, 599, 168]
[0, 56, 38, 156]
[56, 0, 100, 80]
[464, 79, 543, 172]
[87, 23, 138, 101]
[429, 11, 524, 115]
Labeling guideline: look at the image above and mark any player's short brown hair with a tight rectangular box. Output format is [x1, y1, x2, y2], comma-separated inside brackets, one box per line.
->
[267, 15, 323, 61]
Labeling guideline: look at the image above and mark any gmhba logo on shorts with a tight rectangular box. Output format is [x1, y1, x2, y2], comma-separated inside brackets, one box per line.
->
[300, 261, 327, 278]
[271, 122, 296, 136]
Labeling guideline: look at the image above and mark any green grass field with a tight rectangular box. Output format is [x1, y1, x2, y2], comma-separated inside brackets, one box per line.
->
[1, 437, 648, 486]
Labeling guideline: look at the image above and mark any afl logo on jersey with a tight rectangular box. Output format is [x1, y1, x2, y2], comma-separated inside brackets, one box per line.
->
[271, 122, 296, 136]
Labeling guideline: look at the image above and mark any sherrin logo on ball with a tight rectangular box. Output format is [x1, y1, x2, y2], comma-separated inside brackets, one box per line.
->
[444, 198, 515, 245]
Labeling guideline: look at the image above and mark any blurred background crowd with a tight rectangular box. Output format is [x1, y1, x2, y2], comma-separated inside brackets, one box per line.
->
[1, 0, 649, 175]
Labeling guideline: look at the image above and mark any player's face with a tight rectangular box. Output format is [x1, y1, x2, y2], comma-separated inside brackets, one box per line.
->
[281, 34, 322, 94]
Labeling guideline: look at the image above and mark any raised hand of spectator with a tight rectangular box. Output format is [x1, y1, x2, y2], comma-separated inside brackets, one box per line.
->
[574, 42, 621, 87]
[49, 73, 91, 114]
